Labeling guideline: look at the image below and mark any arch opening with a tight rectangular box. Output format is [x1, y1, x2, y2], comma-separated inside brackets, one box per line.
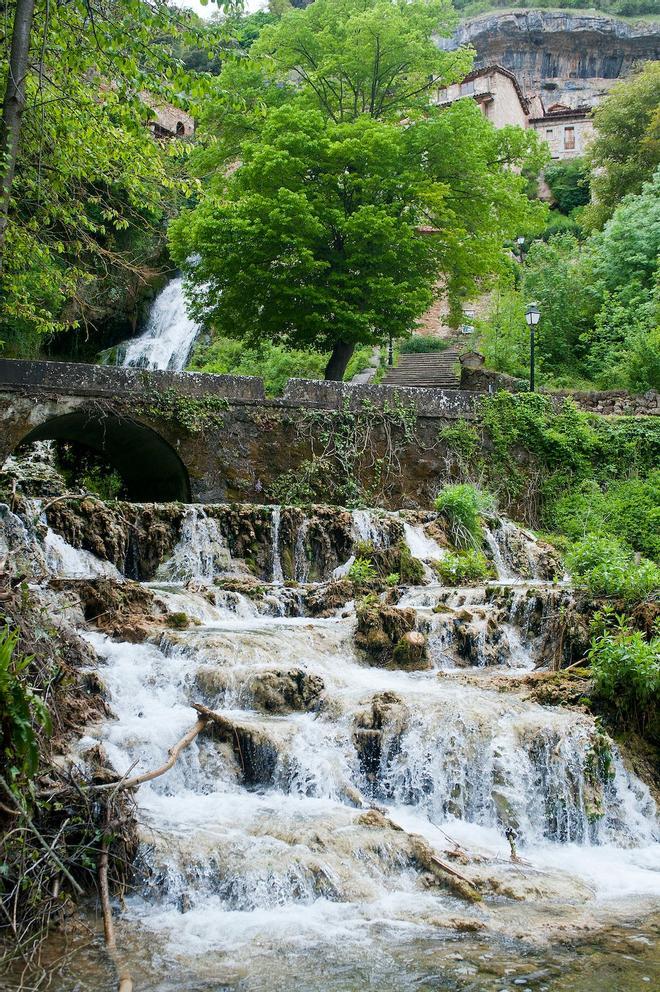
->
[18, 411, 191, 502]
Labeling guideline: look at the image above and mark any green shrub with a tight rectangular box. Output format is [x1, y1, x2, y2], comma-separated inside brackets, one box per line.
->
[0, 627, 50, 788]
[348, 557, 377, 586]
[566, 536, 660, 603]
[399, 335, 449, 354]
[588, 609, 659, 739]
[434, 550, 494, 586]
[438, 420, 481, 462]
[434, 483, 495, 549]
[386, 572, 400, 587]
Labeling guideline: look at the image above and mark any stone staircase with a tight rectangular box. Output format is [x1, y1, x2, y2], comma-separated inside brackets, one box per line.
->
[381, 348, 460, 389]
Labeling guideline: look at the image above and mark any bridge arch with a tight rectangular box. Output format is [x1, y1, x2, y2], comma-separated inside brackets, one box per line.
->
[18, 411, 191, 502]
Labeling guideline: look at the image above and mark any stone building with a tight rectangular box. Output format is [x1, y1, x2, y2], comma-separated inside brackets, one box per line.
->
[141, 94, 195, 140]
[530, 103, 594, 160]
[432, 64, 593, 162]
[433, 65, 530, 130]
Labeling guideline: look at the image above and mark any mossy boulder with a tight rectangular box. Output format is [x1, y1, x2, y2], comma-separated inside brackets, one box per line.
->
[355, 603, 422, 667]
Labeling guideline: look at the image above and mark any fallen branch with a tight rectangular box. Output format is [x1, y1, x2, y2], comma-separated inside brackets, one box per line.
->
[98, 830, 133, 992]
[94, 716, 209, 791]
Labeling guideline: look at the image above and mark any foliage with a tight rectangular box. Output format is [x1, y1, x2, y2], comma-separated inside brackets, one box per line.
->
[188, 334, 373, 394]
[478, 171, 660, 391]
[544, 159, 590, 215]
[137, 388, 229, 433]
[252, 0, 469, 123]
[566, 536, 660, 602]
[0, 626, 50, 788]
[438, 420, 481, 462]
[348, 556, 377, 585]
[0, 0, 218, 354]
[588, 609, 659, 740]
[585, 62, 660, 228]
[551, 473, 660, 562]
[174, 0, 546, 378]
[453, 1, 658, 14]
[399, 336, 450, 353]
[173, 99, 545, 377]
[434, 549, 494, 585]
[434, 483, 495, 549]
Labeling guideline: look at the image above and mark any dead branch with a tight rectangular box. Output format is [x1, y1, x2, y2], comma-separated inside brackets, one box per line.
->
[94, 716, 209, 792]
[98, 830, 133, 992]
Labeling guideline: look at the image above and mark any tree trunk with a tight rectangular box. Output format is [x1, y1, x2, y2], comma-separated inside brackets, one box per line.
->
[0, 0, 36, 262]
[324, 339, 355, 381]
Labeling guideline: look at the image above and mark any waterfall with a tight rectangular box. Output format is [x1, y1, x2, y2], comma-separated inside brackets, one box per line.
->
[294, 517, 310, 583]
[118, 276, 201, 371]
[271, 506, 284, 583]
[3, 494, 659, 989]
[157, 507, 230, 582]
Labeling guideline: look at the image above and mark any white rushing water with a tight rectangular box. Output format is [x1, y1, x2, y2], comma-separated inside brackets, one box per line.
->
[62, 507, 659, 986]
[118, 276, 201, 371]
[5, 495, 657, 989]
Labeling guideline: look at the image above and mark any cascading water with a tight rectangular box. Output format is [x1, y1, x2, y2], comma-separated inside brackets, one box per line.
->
[117, 276, 201, 371]
[2, 493, 659, 991]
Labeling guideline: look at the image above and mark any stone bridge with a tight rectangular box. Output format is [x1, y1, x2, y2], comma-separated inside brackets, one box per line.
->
[0, 359, 481, 506]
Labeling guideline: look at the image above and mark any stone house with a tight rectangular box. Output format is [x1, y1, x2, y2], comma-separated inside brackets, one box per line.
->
[529, 103, 594, 159]
[141, 93, 195, 139]
[432, 64, 593, 162]
[433, 65, 530, 130]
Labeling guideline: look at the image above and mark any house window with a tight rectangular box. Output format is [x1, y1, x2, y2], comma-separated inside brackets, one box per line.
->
[460, 80, 475, 96]
[564, 126, 575, 150]
[546, 128, 554, 137]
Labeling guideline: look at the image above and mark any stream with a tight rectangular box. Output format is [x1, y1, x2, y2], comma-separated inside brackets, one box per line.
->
[1, 495, 658, 991]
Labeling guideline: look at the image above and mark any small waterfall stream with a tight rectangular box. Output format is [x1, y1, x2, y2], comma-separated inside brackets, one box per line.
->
[2, 495, 658, 990]
[117, 276, 201, 371]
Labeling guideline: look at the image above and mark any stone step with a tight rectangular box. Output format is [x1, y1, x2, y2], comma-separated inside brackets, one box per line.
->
[381, 349, 460, 389]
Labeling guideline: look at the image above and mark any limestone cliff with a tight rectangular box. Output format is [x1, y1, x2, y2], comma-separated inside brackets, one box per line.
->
[438, 9, 660, 107]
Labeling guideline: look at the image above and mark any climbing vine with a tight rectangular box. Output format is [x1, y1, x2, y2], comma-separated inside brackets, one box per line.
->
[136, 388, 230, 434]
[269, 397, 418, 507]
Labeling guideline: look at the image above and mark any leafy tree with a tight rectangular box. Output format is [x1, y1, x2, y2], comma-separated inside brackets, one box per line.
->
[586, 61, 660, 228]
[172, 100, 545, 378]
[544, 158, 590, 215]
[521, 234, 599, 381]
[0, 1, 234, 354]
[252, 0, 471, 123]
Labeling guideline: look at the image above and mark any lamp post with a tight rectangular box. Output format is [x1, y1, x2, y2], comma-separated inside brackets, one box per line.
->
[516, 236, 526, 263]
[388, 332, 393, 366]
[525, 303, 541, 392]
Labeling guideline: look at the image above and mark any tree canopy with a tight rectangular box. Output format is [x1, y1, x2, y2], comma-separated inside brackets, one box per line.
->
[585, 61, 660, 228]
[0, 0, 228, 354]
[171, 96, 545, 378]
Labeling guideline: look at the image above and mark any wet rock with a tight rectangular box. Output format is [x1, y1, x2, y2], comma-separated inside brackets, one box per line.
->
[355, 603, 421, 667]
[354, 692, 410, 786]
[193, 668, 232, 703]
[49, 577, 160, 641]
[303, 579, 354, 617]
[248, 669, 324, 714]
[392, 630, 430, 671]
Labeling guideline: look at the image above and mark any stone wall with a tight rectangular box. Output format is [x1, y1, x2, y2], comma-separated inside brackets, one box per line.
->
[0, 360, 656, 510]
[551, 389, 660, 417]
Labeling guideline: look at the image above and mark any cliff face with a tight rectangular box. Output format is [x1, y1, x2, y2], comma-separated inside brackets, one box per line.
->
[438, 10, 660, 107]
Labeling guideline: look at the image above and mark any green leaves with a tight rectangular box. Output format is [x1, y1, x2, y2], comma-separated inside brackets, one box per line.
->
[0, 626, 50, 787]
[588, 609, 659, 739]
[251, 0, 469, 123]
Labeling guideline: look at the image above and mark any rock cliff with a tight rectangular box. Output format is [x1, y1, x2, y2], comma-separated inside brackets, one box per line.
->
[438, 9, 660, 107]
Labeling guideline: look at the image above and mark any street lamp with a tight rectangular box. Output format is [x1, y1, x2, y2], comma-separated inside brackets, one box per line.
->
[525, 303, 541, 392]
[516, 236, 526, 263]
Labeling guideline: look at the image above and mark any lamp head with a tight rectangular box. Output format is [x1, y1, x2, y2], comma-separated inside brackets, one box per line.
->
[525, 303, 541, 327]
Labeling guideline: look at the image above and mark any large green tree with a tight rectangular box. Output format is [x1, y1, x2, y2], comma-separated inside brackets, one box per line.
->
[585, 61, 660, 228]
[0, 1, 232, 354]
[171, 99, 545, 378]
